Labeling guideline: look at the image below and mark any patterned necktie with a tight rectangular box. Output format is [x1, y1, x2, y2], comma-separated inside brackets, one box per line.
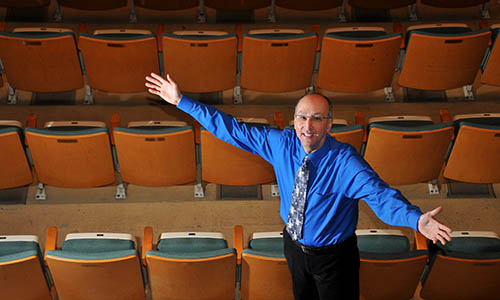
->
[286, 156, 310, 241]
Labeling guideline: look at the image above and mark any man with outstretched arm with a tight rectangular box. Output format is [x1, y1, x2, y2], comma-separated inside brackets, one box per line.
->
[145, 73, 453, 300]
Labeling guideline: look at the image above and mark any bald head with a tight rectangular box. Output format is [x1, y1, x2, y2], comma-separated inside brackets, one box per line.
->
[295, 94, 333, 119]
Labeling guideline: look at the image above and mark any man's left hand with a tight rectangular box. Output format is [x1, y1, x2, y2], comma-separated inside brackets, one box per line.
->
[418, 206, 453, 245]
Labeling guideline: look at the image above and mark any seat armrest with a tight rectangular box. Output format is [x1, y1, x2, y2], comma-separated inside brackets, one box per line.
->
[233, 225, 244, 264]
[142, 226, 153, 266]
[414, 230, 428, 251]
[44, 226, 58, 264]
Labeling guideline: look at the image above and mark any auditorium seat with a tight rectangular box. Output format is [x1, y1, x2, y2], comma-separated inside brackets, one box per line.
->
[357, 229, 428, 300]
[348, 0, 416, 9]
[480, 24, 500, 87]
[0, 120, 32, 189]
[204, 0, 270, 10]
[329, 122, 364, 153]
[142, 226, 237, 300]
[398, 23, 490, 100]
[201, 118, 276, 186]
[234, 225, 293, 300]
[0, 0, 49, 8]
[443, 114, 500, 183]
[45, 226, 146, 300]
[317, 26, 401, 101]
[134, 0, 198, 10]
[25, 121, 116, 199]
[0, 28, 84, 104]
[79, 29, 160, 99]
[420, 230, 500, 300]
[421, 0, 488, 8]
[348, 0, 417, 21]
[363, 116, 454, 189]
[113, 121, 197, 187]
[53, 0, 128, 21]
[0, 234, 53, 300]
[238, 29, 317, 102]
[162, 30, 237, 93]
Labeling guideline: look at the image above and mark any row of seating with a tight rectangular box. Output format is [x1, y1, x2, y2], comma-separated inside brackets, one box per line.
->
[0, 22, 498, 104]
[0, 0, 492, 23]
[1, 226, 498, 300]
[0, 111, 499, 198]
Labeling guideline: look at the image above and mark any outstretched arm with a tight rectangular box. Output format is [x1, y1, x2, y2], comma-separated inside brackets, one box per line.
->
[418, 206, 453, 245]
[145, 73, 181, 105]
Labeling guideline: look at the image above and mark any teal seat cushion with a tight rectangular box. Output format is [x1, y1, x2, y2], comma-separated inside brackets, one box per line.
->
[46, 249, 138, 260]
[360, 249, 428, 260]
[150, 237, 233, 259]
[243, 237, 284, 258]
[81, 32, 155, 40]
[330, 124, 363, 134]
[326, 31, 399, 40]
[114, 126, 193, 134]
[0, 240, 40, 258]
[163, 32, 237, 40]
[25, 127, 109, 137]
[357, 234, 411, 254]
[147, 248, 235, 260]
[244, 32, 316, 40]
[157, 237, 228, 252]
[61, 238, 135, 253]
[0, 249, 39, 263]
[438, 236, 500, 260]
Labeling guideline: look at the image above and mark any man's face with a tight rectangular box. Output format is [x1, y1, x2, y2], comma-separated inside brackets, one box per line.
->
[294, 95, 333, 154]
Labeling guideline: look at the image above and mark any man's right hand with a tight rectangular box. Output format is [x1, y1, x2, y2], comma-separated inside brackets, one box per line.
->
[145, 73, 182, 105]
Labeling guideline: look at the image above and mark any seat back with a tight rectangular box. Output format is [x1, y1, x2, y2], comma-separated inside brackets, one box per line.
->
[444, 122, 500, 183]
[329, 124, 364, 153]
[275, 0, 342, 10]
[25, 127, 115, 187]
[0, 31, 83, 92]
[421, 0, 488, 8]
[421, 231, 500, 300]
[0, 0, 50, 8]
[46, 233, 145, 300]
[0, 235, 52, 300]
[241, 31, 317, 92]
[480, 26, 500, 86]
[201, 128, 275, 186]
[162, 32, 237, 93]
[241, 231, 293, 300]
[348, 0, 416, 9]
[204, 0, 270, 10]
[79, 31, 160, 93]
[134, 0, 198, 10]
[364, 122, 453, 185]
[146, 232, 236, 300]
[399, 28, 490, 90]
[318, 29, 401, 93]
[357, 229, 428, 300]
[0, 126, 32, 189]
[114, 125, 196, 186]
[57, 0, 127, 10]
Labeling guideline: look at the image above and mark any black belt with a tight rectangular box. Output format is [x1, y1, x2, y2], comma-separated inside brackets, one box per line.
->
[292, 234, 357, 255]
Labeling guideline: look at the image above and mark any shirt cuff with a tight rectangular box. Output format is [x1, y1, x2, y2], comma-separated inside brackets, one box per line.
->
[410, 211, 423, 232]
[176, 95, 196, 112]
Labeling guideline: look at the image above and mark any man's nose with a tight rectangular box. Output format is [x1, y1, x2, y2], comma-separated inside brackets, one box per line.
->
[305, 118, 313, 128]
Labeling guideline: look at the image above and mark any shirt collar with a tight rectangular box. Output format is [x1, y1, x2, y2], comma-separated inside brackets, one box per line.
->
[296, 134, 332, 168]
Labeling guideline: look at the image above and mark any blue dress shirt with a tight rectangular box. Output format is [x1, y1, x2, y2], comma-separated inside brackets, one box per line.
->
[178, 96, 423, 247]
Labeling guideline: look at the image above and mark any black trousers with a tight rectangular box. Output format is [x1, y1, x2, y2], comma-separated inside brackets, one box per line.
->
[283, 229, 360, 300]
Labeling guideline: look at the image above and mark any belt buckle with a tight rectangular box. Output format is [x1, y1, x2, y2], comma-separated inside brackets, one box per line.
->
[300, 244, 315, 255]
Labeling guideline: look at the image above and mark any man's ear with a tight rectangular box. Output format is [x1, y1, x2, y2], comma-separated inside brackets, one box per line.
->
[326, 118, 333, 132]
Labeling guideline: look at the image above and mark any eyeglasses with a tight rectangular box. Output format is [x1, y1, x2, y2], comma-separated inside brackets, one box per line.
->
[294, 114, 331, 123]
